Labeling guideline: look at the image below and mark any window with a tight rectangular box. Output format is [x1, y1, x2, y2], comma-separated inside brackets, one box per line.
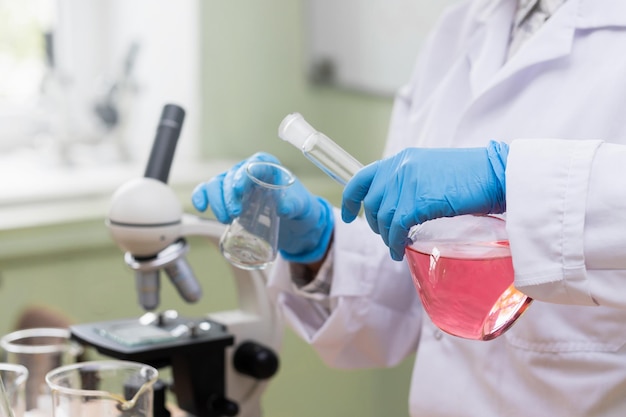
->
[0, 0, 202, 209]
[0, 0, 54, 154]
[0, 0, 52, 105]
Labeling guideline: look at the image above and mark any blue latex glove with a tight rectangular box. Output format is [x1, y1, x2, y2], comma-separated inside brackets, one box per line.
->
[192, 152, 334, 264]
[341, 141, 508, 261]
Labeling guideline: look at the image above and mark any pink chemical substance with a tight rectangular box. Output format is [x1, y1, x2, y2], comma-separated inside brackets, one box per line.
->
[405, 241, 532, 340]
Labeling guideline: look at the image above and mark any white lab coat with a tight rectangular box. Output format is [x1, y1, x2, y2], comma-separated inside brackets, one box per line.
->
[269, 0, 626, 415]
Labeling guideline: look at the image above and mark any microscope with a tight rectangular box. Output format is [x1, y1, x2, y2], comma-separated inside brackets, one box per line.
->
[70, 104, 283, 417]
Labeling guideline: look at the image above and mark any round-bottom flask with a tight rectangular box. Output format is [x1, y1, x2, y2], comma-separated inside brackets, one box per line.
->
[405, 215, 532, 340]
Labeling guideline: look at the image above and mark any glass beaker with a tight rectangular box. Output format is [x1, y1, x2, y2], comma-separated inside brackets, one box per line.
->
[405, 215, 532, 340]
[219, 160, 295, 270]
[0, 363, 28, 417]
[0, 328, 83, 415]
[45, 360, 158, 417]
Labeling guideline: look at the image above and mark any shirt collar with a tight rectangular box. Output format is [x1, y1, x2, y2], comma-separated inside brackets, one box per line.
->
[514, 0, 567, 26]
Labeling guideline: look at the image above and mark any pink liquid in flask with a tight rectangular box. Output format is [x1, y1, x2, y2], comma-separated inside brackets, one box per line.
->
[405, 215, 532, 340]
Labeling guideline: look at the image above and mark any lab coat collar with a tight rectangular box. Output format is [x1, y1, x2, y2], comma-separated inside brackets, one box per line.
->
[472, 0, 509, 23]
[466, 0, 626, 97]
[473, 0, 626, 28]
[466, 0, 518, 96]
[577, 0, 626, 29]
[500, 0, 577, 72]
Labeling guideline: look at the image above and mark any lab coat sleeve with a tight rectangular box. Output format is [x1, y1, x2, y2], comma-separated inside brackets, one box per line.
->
[267, 208, 422, 370]
[506, 138, 626, 308]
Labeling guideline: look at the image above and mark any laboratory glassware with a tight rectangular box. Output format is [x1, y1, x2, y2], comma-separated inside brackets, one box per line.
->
[219, 160, 295, 270]
[45, 360, 158, 417]
[278, 112, 532, 340]
[406, 214, 532, 340]
[0, 364, 28, 417]
[0, 374, 14, 417]
[0, 328, 83, 415]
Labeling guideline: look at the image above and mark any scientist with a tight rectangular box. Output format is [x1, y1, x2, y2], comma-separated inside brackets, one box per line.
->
[192, 0, 626, 415]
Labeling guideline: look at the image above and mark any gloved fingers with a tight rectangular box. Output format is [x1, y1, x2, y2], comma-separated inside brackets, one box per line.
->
[191, 173, 237, 223]
[370, 173, 404, 240]
[221, 159, 248, 215]
[388, 212, 416, 262]
[247, 151, 281, 165]
[202, 173, 235, 223]
[341, 162, 379, 223]
[278, 197, 335, 264]
[387, 199, 450, 261]
[278, 180, 313, 220]
[364, 204, 381, 235]
[191, 182, 210, 212]
[222, 152, 282, 217]
[361, 175, 393, 236]
[375, 205, 394, 247]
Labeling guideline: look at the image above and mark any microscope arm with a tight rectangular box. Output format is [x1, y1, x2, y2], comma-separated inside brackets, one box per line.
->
[180, 213, 283, 417]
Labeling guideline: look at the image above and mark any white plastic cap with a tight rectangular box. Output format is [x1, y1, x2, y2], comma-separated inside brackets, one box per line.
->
[278, 112, 317, 149]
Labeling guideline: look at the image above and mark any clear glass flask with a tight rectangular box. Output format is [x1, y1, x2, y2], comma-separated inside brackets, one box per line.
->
[0, 374, 15, 417]
[219, 161, 295, 270]
[278, 112, 531, 340]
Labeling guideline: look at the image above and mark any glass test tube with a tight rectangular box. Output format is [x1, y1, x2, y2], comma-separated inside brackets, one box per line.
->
[278, 113, 363, 185]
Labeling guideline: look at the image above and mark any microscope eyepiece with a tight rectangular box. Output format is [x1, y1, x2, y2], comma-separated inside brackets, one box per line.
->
[144, 103, 186, 183]
[159, 104, 185, 129]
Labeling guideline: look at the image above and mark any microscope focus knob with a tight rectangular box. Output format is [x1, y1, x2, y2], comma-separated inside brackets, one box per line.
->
[233, 341, 280, 380]
[208, 396, 239, 417]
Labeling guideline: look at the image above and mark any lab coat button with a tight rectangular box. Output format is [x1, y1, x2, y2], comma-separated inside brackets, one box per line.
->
[434, 330, 443, 340]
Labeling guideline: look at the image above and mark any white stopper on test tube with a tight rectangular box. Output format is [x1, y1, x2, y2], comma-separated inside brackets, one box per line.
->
[278, 112, 316, 149]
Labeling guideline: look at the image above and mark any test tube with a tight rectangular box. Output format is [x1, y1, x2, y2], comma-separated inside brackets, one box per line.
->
[278, 113, 363, 185]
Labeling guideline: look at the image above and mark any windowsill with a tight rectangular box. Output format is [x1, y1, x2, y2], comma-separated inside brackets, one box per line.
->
[0, 158, 238, 264]
[0, 158, 237, 232]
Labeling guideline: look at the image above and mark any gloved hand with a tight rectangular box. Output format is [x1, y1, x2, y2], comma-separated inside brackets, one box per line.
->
[192, 152, 334, 264]
[341, 141, 508, 261]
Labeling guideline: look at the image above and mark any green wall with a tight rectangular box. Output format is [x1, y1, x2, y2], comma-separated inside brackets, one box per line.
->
[200, 0, 392, 173]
